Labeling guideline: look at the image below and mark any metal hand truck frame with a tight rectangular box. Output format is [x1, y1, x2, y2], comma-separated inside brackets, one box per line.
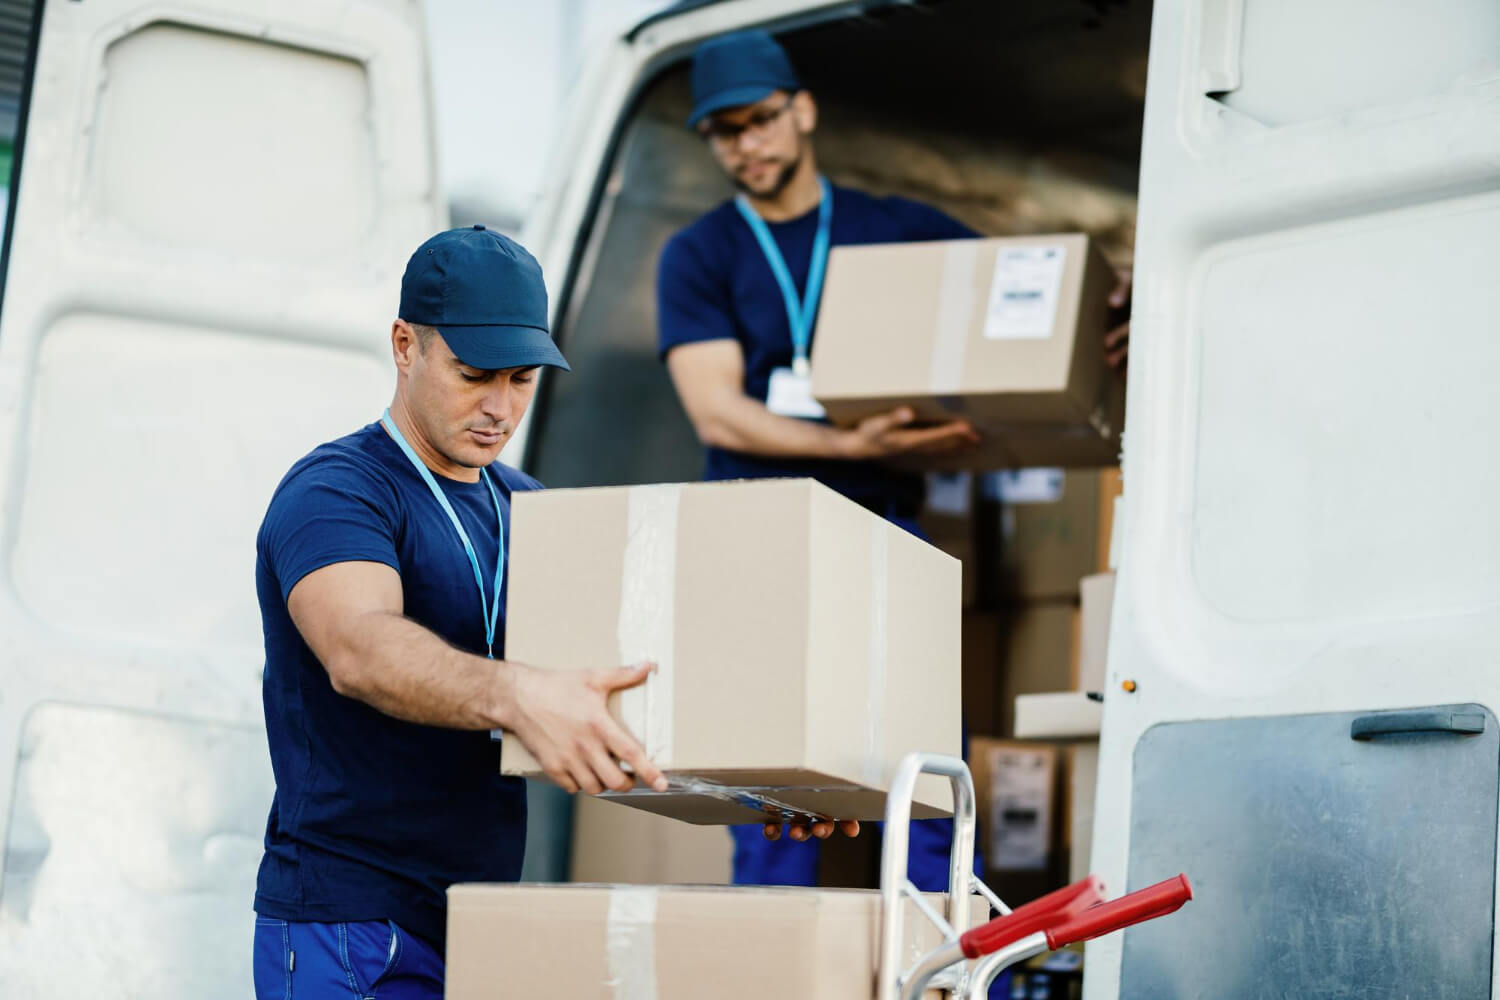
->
[878, 752, 1192, 1000]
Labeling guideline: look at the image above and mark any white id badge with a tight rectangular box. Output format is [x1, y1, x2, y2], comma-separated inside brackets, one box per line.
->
[765, 366, 827, 420]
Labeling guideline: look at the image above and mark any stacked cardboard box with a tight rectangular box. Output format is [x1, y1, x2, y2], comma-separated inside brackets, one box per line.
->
[957, 465, 1121, 894]
[499, 478, 961, 823]
[448, 884, 990, 1000]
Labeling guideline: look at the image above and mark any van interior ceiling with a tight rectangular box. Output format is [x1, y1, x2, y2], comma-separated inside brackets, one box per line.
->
[526, 0, 1152, 491]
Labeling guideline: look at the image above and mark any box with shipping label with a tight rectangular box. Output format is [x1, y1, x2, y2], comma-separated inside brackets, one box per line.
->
[500, 478, 961, 823]
[969, 738, 1059, 874]
[447, 884, 989, 1000]
[811, 234, 1121, 471]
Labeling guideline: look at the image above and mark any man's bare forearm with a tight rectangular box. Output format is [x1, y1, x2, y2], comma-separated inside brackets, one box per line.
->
[323, 610, 515, 730]
[699, 391, 851, 458]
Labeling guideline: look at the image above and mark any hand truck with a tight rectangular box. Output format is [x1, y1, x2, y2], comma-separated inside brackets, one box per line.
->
[877, 752, 1191, 999]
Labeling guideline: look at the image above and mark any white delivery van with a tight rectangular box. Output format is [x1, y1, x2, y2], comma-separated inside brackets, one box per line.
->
[1, 0, 1498, 997]
[516, 2, 1500, 998]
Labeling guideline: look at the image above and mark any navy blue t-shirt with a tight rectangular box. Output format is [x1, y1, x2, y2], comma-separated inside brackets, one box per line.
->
[657, 184, 975, 514]
[253, 421, 540, 950]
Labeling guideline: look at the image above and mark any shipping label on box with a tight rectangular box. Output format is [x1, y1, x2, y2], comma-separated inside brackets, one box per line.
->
[984, 244, 1069, 340]
[974, 742, 1057, 872]
[499, 478, 961, 824]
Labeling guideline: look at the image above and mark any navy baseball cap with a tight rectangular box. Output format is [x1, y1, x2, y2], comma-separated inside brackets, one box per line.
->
[687, 30, 800, 129]
[398, 225, 570, 371]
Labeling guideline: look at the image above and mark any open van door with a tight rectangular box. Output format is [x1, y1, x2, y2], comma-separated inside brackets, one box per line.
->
[0, 0, 439, 994]
[525, 0, 1500, 995]
[1092, 1, 1500, 997]
[512, 0, 1154, 890]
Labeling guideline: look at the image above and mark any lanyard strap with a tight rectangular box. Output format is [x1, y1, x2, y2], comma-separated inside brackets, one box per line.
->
[381, 409, 506, 658]
[735, 175, 833, 375]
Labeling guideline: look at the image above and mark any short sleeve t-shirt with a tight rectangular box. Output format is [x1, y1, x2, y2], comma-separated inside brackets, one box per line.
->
[657, 183, 976, 514]
[253, 421, 541, 950]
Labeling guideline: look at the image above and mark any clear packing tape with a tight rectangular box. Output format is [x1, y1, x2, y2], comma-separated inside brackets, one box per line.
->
[929, 239, 981, 396]
[616, 484, 680, 763]
[606, 886, 659, 1000]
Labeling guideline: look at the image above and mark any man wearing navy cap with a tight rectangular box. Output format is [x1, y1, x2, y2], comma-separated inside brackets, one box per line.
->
[250, 227, 670, 998]
[657, 32, 1129, 897]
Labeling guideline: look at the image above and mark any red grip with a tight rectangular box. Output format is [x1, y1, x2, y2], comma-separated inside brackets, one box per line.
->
[1045, 874, 1192, 949]
[959, 876, 1106, 959]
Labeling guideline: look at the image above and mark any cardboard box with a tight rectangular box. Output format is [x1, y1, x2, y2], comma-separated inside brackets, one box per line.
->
[1077, 572, 1116, 693]
[501, 478, 961, 823]
[570, 793, 731, 886]
[961, 611, 1003, 735]
[986, 469, 1101, 601]
[1013, 693, 1102, 741]
[447, 884, 989, 1000]
[969, 738, 1059, 874]
[1097, 466, 1122, 573]
[997, 602, 1079, 738]
[811, 234, 1119, 471]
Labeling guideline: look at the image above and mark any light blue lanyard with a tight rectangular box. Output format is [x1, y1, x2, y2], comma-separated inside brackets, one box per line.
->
[735, 175, 833, 375]
[381, 409, 505, 658]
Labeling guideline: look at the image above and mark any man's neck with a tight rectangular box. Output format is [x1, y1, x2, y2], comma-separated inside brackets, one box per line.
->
[744, 154, 824, 223]
[385, 394, 480, 483]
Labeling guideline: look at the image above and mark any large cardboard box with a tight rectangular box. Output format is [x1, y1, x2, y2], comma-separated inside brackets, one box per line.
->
[570, 793, 731, 886]
[811, 234, 1119, 471]
[447, 884, 989, 1000]
[500, 478, 961, 823]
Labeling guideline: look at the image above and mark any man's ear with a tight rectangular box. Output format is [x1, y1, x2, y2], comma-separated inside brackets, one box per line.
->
[793, 90, 818, 135]
[391, 319, 419, 373]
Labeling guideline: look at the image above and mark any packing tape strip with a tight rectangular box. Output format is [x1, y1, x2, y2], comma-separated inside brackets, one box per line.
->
[616, 484, 680, 763]
[864, 519, 889, 789]
[928, 239, 981, 395]
[606, 886, 659, 1000]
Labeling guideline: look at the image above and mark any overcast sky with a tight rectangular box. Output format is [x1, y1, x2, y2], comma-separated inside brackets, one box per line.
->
[425, 0, 668, 227]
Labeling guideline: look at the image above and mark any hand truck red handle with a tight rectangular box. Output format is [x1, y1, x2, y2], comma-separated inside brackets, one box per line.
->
[958, 875, 1105, 959]
[957, 874, 1194, 999]
[1045, 873, 1193, 948]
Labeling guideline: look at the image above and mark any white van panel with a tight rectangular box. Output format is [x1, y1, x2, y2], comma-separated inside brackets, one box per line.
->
[86, 23, 379, 258]
[0, 1, 440, 994]
[1089, 1, 1500, 995]
[13, 314, 386, 648]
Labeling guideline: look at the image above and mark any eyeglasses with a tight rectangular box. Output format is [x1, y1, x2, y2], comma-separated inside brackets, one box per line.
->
[697, 95, 796, 149]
